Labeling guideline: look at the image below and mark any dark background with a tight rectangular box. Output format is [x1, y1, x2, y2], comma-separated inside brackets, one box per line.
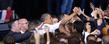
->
[0, 0, 109, 20]
[12, 0, 48, 20]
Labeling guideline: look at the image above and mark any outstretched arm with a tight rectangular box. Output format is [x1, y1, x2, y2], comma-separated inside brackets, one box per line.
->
[61, 13, 77, 24]
[45, 28, 50, 44]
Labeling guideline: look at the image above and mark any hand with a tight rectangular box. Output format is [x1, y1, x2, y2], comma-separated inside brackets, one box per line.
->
[73, 7, 80, 14]
[90, 2, 95, 11]
[73, 7, 82, 15]
[91, 29, 101, 35]
[97, 8, 104, 15]
[81, 9, 85, 15]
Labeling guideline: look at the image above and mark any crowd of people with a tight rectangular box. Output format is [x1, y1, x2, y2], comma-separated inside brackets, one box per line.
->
[1, 2, 109, 44]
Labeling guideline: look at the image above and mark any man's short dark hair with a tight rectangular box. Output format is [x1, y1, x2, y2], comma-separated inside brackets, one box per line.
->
[41, 13, 51, 22]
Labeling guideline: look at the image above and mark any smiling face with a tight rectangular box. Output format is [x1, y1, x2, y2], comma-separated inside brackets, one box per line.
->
[18, 18, 29, 31]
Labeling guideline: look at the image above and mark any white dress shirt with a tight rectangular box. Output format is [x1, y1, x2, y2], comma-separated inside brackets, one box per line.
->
[84, 32, 90, 44]
[35, 21, 61, 35]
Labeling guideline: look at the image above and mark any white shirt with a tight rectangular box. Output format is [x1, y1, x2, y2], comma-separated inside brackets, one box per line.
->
[84, 32, 90, 44]
[0, 10, 7, 23]
[35, 21, 61, 35]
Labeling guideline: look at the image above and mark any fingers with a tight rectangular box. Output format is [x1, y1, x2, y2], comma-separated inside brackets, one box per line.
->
[90, 2, 95, 10]
[83, 9, 85, 13]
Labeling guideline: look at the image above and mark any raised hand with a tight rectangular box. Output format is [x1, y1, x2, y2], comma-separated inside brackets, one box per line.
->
[81, 9, 85, 15]
[90, 2, 95, 11]
[73, 7, 80, 14]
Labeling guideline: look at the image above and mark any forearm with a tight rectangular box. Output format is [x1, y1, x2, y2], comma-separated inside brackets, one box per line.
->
[61, 13, 77, 24]
[47, 31, 50, 42]
[69, 13, 77, 20]
[34, 32, 40, 44]
[99, 14, 103, 18]
[59, 24, 69, 34]
[35, 37, 40, 44]
[82, 13, 90, 18]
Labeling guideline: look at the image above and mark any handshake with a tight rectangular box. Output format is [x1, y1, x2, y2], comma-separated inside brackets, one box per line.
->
[72, 7, 85, 15]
